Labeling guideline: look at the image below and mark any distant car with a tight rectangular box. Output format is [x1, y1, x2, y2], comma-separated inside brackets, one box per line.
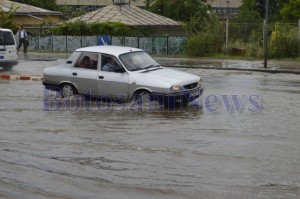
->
[43, 46, 203, 105]
[0, 28, 18, 70]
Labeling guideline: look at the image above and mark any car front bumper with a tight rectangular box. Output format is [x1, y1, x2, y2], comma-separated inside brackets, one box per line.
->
[171, 86, 203, 102]
[152, 86, 204, 105]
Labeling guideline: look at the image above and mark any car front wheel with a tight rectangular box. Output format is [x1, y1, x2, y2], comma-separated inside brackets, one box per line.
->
[60, 83, 77, 98]
[132, 90, 152, 103]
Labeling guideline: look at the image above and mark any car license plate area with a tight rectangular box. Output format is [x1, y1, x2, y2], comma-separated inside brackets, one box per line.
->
[0, 56, 4, 59]
[190, 89, 199, 97]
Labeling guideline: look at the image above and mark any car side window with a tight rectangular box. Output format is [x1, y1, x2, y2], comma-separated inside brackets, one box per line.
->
[75, 52, 98, 70]
[101, 55, 122, 72]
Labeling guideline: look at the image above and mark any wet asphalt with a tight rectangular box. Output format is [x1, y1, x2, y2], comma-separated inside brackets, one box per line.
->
[0, 57, 299, 199]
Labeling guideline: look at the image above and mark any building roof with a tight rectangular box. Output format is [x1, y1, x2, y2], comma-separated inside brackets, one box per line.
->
[56, 0, 145, 7]
[68, 5, 181, 27]
[0, 0, 62, 15]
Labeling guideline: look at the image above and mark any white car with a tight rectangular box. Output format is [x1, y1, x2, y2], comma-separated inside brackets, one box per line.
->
[43, 46, 203, 105]
[0, 28, 18, 70]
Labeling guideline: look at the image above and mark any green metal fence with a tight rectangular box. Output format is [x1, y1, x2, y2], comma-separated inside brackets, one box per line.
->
[28, 36, 187, 55]
[27, 21, 300, 58]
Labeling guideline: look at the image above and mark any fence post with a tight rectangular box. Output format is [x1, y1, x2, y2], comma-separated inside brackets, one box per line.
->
[298, 19, 300, 57]
[166, 36, 169, 55]
[65, 36, 67, 53]
[225, 19, 229, 55]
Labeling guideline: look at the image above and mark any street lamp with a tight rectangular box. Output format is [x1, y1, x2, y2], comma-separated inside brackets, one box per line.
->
[225, 0, 231, 55]
[227, 0, 231, 20]
[263, 0, 269, 68]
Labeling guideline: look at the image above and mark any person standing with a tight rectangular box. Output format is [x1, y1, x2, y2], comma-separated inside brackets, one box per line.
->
[17, 25, 28, 53]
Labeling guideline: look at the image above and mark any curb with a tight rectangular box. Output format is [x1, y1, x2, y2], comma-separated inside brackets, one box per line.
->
[164, 65, 300, 75]
[0, 74, 43, 81]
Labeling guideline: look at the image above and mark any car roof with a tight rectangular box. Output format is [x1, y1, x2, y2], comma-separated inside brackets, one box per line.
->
[75, 45, 144, 56]
[0, 28, 13, 32]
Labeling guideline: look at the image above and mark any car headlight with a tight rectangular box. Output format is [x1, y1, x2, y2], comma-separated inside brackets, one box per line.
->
[170, 85, 181, 92]
[198, 79, 203, 87]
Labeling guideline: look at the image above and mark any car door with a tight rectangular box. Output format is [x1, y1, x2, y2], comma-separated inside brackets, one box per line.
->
[71, 52, 99, 95]
[97, 54, 129, 100]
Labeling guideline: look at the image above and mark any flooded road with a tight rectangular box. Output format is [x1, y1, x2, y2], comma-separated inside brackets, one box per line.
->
[0, 60, 300, 199]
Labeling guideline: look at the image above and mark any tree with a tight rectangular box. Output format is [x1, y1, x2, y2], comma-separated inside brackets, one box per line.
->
[0, 7, 18, 33]
[280, 0, 300, 22]
[144, 0, 155, 9]
[148, 0, 209, 22]
[10, 0, 58, 11]
[10, 0, 74, 18]
[238, 0, 292, 22]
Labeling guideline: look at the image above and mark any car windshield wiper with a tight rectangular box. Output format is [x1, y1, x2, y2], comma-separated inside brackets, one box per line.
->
[144, 64, 160, 70]
[131, 67, 143, 71]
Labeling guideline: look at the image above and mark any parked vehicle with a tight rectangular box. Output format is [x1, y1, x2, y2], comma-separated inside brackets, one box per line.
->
[0, 28, 18, 70]
[43, 46, 203, 105]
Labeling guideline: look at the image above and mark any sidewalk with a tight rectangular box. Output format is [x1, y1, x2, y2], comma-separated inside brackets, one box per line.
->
[18, 52, 70, 61]
[156, 57, 300, 74]
[18, 52, 300, 74]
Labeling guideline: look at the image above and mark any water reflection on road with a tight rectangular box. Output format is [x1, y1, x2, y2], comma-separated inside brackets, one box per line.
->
[0, 61, 300, 199]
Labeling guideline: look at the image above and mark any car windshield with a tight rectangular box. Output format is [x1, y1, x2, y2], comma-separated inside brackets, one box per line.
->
[0, 31, 15, 45]
[119, 51, 160, 71]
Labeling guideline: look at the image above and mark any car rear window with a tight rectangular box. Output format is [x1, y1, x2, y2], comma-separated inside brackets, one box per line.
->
[0, 31, 15, 45]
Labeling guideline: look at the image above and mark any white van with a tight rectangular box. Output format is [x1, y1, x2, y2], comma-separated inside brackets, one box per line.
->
[0, 28, 18, 70]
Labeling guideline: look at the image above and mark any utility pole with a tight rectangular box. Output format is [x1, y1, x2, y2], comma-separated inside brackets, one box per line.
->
[298, 19, 300, 57]
[225, 0, 230, 55]
[263, 0, 269, 68]
[226, 19, 229, 55]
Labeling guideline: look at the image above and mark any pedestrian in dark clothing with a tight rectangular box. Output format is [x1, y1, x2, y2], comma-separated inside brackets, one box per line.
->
[17, 25, 28, 53]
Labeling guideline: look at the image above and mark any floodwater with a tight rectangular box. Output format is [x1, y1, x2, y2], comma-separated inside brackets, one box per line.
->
[0, 60, 300, 199]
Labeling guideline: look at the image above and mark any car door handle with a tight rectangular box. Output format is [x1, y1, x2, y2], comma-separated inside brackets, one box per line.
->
[99, 76, 104, 79]
[72, 72, 77, 76]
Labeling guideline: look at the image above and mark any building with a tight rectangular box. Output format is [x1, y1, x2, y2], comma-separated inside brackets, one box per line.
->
[56, 0, 146, 12]
[68, 5, 184, 36]
[207, 0, 242, 19]
[56, 0, 242, 20]
[0, 0, 64, 32]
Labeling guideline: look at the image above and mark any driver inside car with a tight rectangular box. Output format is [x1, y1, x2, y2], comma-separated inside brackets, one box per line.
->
[102, 57, 119, 72]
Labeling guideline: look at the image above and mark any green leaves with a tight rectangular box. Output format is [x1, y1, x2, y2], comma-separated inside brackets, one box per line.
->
[44, 21, 142, 36]
[280, 0, 300, 22]
[11, 0, 58, 11]
[238, 0, 299, 23]
[148, 0, 209, 23]
[0, 6, 18, 33]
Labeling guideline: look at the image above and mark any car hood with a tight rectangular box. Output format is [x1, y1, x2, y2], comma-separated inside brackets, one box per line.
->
[133, 67, 200, 86]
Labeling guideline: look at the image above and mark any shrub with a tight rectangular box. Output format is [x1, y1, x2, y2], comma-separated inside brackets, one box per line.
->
[227, 38, 263, 58]
[269, 24, 298, 58]
[43, 21, 143, 36]
[185, 32, 215, 56]
[185, 14, 224, 56]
